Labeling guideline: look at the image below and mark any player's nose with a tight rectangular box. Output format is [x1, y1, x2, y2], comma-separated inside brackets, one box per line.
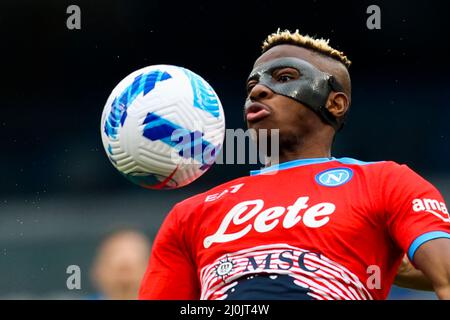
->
[249, 83, 273, 102]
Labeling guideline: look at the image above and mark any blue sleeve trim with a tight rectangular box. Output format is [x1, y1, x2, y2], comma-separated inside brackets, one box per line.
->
[408, 231, 450, 261]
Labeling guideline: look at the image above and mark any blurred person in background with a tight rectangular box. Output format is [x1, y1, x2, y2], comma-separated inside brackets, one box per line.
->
[90, 229, 151, 300]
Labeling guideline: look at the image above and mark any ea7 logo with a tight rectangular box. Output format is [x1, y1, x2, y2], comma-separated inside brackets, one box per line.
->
[412, 198, 450, 223]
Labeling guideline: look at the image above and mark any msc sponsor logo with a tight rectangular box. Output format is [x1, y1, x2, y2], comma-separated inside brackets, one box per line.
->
[412, 198, 450, 222]
[215, 256, 235, 281]
[242, 250, 321, 273]
[315, 168, 353, 187]
[203, 197, 336, 248]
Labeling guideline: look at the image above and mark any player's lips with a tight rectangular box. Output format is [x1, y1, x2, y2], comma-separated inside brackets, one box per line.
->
[245, 102, 272, 122]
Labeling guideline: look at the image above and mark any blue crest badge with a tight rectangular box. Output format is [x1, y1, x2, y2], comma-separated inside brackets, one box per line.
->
[315, 168, 353, 187]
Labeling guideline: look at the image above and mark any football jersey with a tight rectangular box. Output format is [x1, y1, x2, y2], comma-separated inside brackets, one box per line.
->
[139, 157, 450, 300]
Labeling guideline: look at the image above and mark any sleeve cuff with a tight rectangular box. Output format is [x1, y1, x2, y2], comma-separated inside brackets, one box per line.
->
[407, 231, 450, 261]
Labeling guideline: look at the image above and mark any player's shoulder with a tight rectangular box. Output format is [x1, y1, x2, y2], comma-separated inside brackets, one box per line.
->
[173, 175, 250, 211]
[336, 158, 425, 187]
[333, 157, 423, 184]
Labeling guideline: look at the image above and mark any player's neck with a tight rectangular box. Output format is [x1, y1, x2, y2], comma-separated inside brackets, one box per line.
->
[277, 147, 332, 164]
[263, 128, 334, 167]
[270, 133, 333, 166]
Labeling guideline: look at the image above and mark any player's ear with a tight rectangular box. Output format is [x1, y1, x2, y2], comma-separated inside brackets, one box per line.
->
[326, 92, 349, 118]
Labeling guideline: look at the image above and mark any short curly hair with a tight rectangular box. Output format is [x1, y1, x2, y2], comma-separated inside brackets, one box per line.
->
[262, 29, 351, 68]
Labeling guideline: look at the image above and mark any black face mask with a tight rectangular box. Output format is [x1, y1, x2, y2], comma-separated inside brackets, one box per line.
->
[246, 57, 345, 131]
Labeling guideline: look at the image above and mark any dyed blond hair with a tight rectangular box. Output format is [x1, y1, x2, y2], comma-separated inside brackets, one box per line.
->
[262, 29, 351, 68]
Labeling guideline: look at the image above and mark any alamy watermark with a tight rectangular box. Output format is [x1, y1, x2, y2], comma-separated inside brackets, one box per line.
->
[66, 265, 81, 290]
[169, 126, 280, 171]
[366, 5, 381, 30]
[66, 5, 81, 30]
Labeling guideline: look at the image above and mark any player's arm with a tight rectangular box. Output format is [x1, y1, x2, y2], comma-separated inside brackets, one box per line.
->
[394, 254, 433, 291]
[383, 162, 450, 297]
[139, 205, 200, 299]
[412, 238, 450, 299]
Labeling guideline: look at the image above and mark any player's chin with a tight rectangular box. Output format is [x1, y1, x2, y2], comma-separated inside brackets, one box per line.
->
[246, 118, 279, 133]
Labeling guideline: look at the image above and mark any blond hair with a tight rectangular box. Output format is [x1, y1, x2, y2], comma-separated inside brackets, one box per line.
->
[262, 29, 351, 68]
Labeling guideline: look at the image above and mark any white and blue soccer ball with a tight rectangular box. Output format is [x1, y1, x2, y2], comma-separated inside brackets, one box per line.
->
[100, 65, 225, 189]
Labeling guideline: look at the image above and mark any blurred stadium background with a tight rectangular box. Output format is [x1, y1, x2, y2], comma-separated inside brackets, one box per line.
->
[1, 0, 449, 299]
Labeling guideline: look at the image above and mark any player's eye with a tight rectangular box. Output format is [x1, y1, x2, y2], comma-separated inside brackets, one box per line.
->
[246, 81, 257, 93]
[277, 74, 293, 82]
[273, 68, 299, 83]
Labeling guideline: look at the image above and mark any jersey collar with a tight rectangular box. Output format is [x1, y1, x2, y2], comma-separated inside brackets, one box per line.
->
[250, 157, 336, 176]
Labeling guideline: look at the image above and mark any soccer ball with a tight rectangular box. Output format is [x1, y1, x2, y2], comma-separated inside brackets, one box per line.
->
[100, 65, 225, 189]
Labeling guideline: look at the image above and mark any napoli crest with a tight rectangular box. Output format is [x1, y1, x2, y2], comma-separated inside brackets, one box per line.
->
[315, 168, 353, 187]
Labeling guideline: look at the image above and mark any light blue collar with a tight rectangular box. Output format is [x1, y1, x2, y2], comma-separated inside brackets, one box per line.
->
[250, 157, 336, 176]
[250, 157, 379, 175]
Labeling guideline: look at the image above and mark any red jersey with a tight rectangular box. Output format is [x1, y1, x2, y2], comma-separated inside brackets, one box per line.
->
[139, 157, 450, 300]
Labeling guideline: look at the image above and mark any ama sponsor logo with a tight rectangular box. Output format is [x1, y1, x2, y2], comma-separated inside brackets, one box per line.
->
[412, 198, 449, 223]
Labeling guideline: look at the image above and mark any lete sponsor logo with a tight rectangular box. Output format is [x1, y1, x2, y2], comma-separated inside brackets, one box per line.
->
[203, 197, 335, 248]
[412, 198, 450, 222]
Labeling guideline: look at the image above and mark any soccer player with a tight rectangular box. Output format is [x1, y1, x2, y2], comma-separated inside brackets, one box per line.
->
[139, 30, 450, 300]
